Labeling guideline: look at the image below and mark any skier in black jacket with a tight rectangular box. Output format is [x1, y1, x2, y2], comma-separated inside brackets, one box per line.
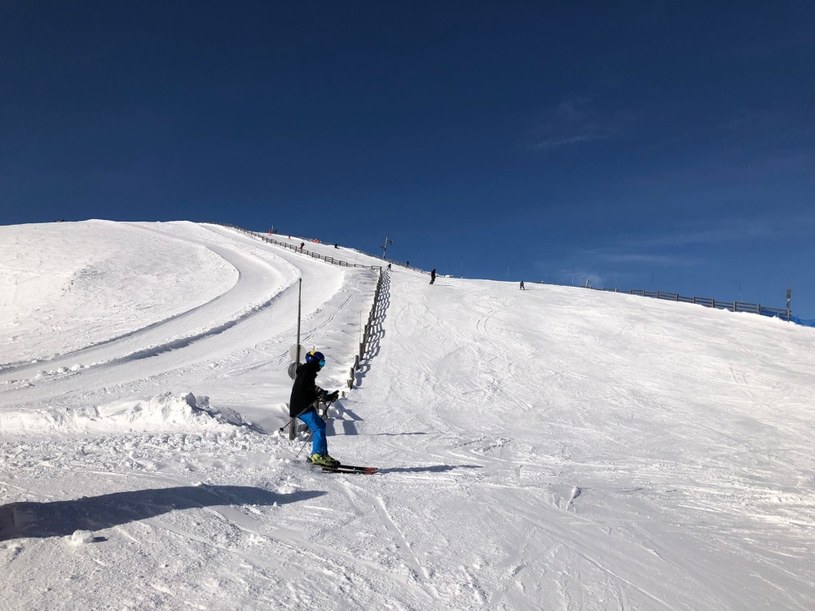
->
[289, 349, 340, 466]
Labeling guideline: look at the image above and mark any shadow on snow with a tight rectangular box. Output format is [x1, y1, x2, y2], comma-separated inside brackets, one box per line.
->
[0, 484, 326, 541]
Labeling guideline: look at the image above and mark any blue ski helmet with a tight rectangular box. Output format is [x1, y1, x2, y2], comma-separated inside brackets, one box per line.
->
[305, 350, 326, 368]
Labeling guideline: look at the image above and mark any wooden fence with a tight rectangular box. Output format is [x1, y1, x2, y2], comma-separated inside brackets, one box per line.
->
[216, 223, 388, 388]
[347, 269, 386, 389]
[221, 225, 382, 271]
[589, 287, 791, 320]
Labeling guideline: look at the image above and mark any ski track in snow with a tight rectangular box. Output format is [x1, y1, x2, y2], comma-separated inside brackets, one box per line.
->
[1, 221, 814, 610]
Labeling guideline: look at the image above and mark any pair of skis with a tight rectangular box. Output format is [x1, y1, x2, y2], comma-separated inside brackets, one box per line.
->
[309, 461, 378, 475]
[289, 399, 377, 474]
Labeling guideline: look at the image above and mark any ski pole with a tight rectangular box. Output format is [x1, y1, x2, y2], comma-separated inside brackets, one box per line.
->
[294, 437, 310, 459]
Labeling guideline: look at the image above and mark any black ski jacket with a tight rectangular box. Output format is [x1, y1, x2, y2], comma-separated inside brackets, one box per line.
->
[289, 361, 322, 416]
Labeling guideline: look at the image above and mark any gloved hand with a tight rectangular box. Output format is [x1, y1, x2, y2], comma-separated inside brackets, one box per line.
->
[323, 390, 339, 402]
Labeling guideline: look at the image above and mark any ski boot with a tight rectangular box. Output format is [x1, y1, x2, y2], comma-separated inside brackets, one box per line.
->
[309, 453, 340, 467]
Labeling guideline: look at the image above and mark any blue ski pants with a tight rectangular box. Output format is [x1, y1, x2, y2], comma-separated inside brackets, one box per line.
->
[298, 408, 327, 456]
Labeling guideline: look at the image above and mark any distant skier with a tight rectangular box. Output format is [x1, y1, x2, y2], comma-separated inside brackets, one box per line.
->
[299, 242, 304, 252]
[289, 350, 340, 466]
[430, 269, 436, 284]
[520, 281, 525, 290]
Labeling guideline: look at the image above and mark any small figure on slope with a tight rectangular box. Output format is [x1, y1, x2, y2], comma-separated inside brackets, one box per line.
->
[289, 349, 340, 466]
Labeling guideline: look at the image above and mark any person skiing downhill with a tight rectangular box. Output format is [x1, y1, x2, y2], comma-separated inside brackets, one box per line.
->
[289, 349, 340, 466]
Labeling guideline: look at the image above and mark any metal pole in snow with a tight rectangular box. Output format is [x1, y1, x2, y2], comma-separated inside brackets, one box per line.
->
[290, 278, 302, 441]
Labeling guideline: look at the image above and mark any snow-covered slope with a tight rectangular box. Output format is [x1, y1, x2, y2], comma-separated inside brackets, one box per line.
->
[1, 221, 813, 610]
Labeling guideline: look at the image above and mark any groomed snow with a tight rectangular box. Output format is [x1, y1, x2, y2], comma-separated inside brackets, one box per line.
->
[1, 221, 813, 610]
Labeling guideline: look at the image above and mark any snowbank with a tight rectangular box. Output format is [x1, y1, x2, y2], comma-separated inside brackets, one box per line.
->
[0, 392, 257, 438]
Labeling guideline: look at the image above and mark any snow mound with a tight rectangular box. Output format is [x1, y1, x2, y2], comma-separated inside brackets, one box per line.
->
[97, 392, 237, 427]
[0, 221, 239, 365]
[0, 392, 258, 437]
[68, 530, 96, 545]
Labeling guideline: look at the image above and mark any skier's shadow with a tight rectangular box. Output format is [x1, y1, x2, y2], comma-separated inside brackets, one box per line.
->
[0, 485, 326, 541]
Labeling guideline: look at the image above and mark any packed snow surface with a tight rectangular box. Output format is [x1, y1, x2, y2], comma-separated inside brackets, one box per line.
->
[1, 221, 813, 610]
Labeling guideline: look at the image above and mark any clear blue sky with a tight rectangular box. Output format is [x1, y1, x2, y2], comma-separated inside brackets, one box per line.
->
[2, 2, 813, 315]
